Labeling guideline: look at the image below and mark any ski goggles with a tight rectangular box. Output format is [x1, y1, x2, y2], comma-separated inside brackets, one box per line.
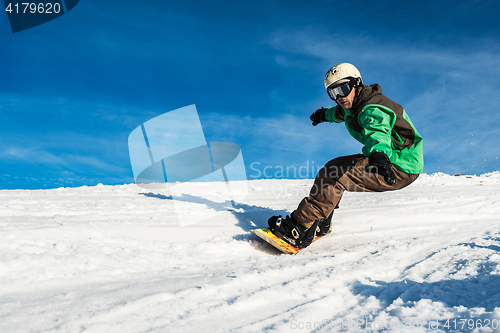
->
[327, 80, 355, 101]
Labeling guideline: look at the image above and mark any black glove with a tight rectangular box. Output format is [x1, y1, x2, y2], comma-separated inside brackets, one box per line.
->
[366, 152, 397, 185]
[310, 107, 328, 126]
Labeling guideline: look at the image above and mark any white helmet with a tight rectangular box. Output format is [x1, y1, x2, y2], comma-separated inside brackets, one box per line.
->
[324, 63, 363, 90]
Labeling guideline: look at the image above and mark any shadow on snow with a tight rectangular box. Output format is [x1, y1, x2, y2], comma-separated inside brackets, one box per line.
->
[139, 192, 289, 248]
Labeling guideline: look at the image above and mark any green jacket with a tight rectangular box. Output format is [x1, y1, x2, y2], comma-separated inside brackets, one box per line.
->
[325, 84, 424, 174]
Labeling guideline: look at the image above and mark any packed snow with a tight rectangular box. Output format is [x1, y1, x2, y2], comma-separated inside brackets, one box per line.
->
[2, 172, 500, 332]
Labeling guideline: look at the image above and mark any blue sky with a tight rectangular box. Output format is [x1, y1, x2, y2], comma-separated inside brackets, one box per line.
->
[1, 0, 500, 189]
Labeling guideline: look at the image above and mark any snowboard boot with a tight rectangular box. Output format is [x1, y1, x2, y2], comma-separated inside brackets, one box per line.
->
[268, 214, 321, 249]
[316, 211, 333, 237]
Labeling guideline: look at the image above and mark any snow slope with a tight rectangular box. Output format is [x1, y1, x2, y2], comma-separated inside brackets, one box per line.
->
[1, 173, 500, 332]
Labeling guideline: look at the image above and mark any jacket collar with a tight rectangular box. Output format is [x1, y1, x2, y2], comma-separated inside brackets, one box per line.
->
[352, 84, 383, 112]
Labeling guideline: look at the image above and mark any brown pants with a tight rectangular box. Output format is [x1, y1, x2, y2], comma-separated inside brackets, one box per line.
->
[294, 154, 419, 228]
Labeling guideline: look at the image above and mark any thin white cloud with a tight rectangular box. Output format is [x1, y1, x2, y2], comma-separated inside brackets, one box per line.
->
[1, 147, 66, 165]
[267, 28, 500, 82]
[0, 144, 130, 176]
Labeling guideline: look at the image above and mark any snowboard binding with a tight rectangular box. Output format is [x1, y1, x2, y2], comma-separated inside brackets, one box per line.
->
[268, 214, 322, 249]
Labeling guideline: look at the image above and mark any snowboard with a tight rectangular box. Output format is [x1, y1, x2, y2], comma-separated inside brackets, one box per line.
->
[250, 227, 332, 255]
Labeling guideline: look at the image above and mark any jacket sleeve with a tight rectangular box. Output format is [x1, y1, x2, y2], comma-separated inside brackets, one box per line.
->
[325, 106, 345, 123]
[358, 105, 396, 158]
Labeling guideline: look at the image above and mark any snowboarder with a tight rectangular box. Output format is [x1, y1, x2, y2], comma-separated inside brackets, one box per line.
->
[268, 63, 424, 249]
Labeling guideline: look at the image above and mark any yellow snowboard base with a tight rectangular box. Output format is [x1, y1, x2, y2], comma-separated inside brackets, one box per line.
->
[250, 227, 331, 254]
